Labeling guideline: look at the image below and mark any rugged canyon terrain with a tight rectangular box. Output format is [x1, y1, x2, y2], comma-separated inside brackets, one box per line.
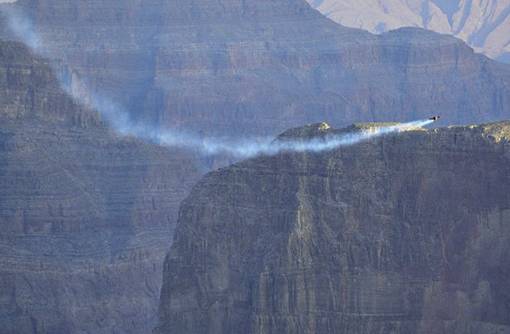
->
[0, 40, 201, 333]
[157, 121, 510, 334]
[308, 0, 510, 63]
[2, 0, 510, 137]
[0, 1, 509, 333]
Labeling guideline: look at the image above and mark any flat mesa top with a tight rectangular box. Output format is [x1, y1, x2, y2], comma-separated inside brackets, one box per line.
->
[278, 121, 430, 140]
[277, 120, 510, 143]
[336, 122, 427, 134]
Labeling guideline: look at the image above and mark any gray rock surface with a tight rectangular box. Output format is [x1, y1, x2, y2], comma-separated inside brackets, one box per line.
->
[0, 40, 201, 334]
[2, 0, 510, 137]
[157, 121, 510, 334]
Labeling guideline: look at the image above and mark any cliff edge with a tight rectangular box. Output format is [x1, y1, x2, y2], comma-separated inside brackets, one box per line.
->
[157, 121, 510, 334]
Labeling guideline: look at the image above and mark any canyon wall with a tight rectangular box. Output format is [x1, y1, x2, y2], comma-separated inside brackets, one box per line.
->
[2, 0, 510, 137]
[157, 121, 510, 334]
[0, 40, 201, 334]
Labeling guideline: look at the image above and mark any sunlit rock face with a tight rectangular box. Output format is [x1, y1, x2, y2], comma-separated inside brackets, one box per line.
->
[307, 0, 510, 63]
[157, 121, 510, 334]
[0, 40, 201, 334]
[2, 0, 510, 138]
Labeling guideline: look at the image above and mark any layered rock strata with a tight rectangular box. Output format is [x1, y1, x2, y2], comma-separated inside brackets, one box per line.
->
[2, 0, 510, 137]
[0, 40, 201, 334]
[157, 121, 510, 334]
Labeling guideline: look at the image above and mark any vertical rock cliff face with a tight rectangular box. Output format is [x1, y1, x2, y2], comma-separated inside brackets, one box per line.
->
[0, 41, 201, 334]
[157, 122, 510, 334]
[3, 0, 510, 136]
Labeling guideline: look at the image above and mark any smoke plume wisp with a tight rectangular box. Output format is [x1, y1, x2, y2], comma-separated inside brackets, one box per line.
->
[157, 119, 434, 158]
[1, 8, 433, 159]
[2, 6, 40, 49]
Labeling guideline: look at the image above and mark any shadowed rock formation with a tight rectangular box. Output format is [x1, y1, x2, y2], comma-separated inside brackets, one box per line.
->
[0, 40, 201, 334]
[157, 121, 510, 334]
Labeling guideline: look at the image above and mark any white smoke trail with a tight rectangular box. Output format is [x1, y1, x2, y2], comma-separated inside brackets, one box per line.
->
[156, 119, 434, 158]
[2, 6, 39, 49]
[1, 8, 433, 159]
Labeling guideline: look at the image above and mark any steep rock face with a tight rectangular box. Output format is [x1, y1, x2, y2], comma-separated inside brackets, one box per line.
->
[0, 39, 98, 126]
[308, 0, 510, 63]
[0, 41, 201, 334]
[2, 0, 510, 136]
[157, 121, 510, 334]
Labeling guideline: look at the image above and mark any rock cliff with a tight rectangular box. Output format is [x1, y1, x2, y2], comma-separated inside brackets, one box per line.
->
[157, 121, 510, 334]
[0, 40, 201, 334]
[2, 0, 510, 136]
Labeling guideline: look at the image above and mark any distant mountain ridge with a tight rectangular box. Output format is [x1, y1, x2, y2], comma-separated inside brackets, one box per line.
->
[308, 0, 510, 63]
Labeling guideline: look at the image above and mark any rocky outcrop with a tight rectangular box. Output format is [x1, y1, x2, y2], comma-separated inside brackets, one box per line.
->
[0, 40, 201, 334]
[157, 121, 510, 334]
[2, 0, 510, 137]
